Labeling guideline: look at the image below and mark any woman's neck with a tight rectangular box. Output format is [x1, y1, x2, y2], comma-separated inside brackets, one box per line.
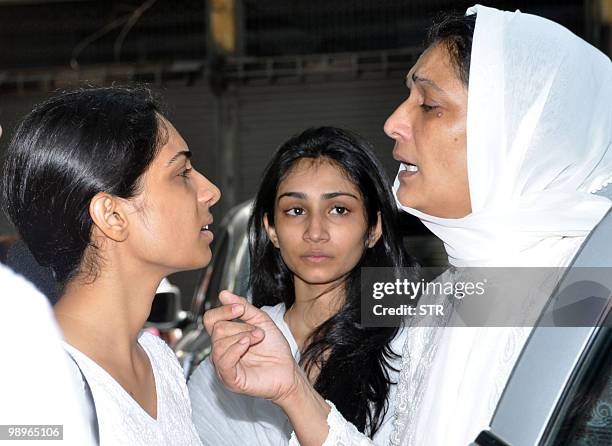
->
[54, 262, 162, 361]
[284, 278, 345, 351]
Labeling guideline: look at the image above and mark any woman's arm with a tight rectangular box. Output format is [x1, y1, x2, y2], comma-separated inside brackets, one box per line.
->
[204, 291, 373, 446]
[282, 382, 376, 446]
[274, 368, 331, 445]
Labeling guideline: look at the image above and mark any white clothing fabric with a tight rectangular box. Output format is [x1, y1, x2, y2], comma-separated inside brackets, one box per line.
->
[0, 263, 95, 445]
[306, 4, 612, 446]
[63, 331, 201, 446]
[289, 401, 368, 446]
[189, 303, 406, 446]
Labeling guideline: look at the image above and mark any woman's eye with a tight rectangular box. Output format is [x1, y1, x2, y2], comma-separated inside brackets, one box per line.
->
[421, 103, 438, 113]
[286, 207, 305, 216]
[331, 206, 349, 215]
[179, 168, 192, 178]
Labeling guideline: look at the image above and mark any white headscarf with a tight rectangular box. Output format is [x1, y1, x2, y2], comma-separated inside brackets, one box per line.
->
[393, 4, 612, 267]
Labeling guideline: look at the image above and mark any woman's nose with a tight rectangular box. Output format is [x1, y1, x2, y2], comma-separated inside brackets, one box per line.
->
[303, 214, 329, 243]
[196, 172, 221, 207]
[384, 100, 411, 142]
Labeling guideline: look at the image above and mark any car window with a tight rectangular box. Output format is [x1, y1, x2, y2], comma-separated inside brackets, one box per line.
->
[234, 236, 251, 299]
[550, 329, 612, 445]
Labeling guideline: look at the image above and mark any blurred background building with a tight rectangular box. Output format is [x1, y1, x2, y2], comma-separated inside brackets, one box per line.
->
[1, 0, 610, 297]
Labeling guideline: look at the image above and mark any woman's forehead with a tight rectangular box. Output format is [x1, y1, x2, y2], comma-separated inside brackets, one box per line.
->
[155, 123, 189, 163]
[279, 159, 360, 193]
[407, 44, 460, 90]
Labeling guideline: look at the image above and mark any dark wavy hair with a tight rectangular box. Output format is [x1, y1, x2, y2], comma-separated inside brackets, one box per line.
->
[248, 126, 412, 437]
[2, 85, 165, 286]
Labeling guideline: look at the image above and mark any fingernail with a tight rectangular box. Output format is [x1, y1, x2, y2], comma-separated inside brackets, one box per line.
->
[252, 328, 263, 337]
[239, 336, 250, 345]
[232, 304, 243, 316]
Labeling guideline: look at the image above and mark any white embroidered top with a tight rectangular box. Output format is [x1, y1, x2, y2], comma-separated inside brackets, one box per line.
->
[189, 303, 406, 446]
[64, 332, 201, 446]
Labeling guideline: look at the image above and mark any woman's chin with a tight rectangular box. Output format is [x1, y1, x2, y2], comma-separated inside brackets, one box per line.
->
[195, 252, 213, 269]
[172, 251, 213, 272]
[396, 187, 418, 209]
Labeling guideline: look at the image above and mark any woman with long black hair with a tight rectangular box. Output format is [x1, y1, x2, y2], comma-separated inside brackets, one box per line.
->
[189, 126, 413, 444]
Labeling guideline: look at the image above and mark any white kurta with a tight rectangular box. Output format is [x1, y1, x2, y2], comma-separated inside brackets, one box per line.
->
[64, 332, 201, 446]
[189, 303, 406, 446]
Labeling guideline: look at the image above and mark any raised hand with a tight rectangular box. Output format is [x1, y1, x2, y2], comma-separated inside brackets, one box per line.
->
[204, 290, 333, 446]
[203, 290, 302, 404]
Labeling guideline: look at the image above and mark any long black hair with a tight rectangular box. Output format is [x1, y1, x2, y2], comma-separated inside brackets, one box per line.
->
[2, 85, 165, 287]
[249, 126, 412, 437]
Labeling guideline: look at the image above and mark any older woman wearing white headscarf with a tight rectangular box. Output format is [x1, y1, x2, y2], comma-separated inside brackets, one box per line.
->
[201, 5, 612, 446]
[396, 5, 612, 269]
[388, 5, 612, 446]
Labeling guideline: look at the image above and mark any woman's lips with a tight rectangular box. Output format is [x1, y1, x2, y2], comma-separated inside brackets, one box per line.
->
[302, 254, 332, 263]
[200, 227, 214, 242]
[398, 162, 419, 179]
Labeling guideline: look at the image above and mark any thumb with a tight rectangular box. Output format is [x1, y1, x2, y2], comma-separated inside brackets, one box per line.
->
[219, 290, 248, 306]
[219, 290, 270, 325]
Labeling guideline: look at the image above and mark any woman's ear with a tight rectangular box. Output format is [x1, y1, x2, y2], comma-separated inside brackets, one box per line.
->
[89, 193, 129, 242]
[263, 213, 280, 248]
[367, 211, 383, 248]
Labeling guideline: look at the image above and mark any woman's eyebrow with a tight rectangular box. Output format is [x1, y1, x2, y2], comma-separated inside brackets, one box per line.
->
[278, 192, 306, 201]
[166, 150, 192, 166]
[406, 72, 444, 94]
[278, 191, 359, 201]
[322, 192, 359, 200]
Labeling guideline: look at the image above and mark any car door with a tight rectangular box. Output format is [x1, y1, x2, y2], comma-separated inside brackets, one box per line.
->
[473, 205, 612, 446]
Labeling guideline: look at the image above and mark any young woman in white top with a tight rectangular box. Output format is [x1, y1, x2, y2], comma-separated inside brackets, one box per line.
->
[189, 126, 414, 444]
[2, 86, 220, 445]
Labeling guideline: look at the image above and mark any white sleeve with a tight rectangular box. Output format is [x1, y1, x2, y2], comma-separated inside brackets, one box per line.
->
[189, 359, 239, 445]
[288, 401, 374, 446]
[189, 358, 292, 445]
